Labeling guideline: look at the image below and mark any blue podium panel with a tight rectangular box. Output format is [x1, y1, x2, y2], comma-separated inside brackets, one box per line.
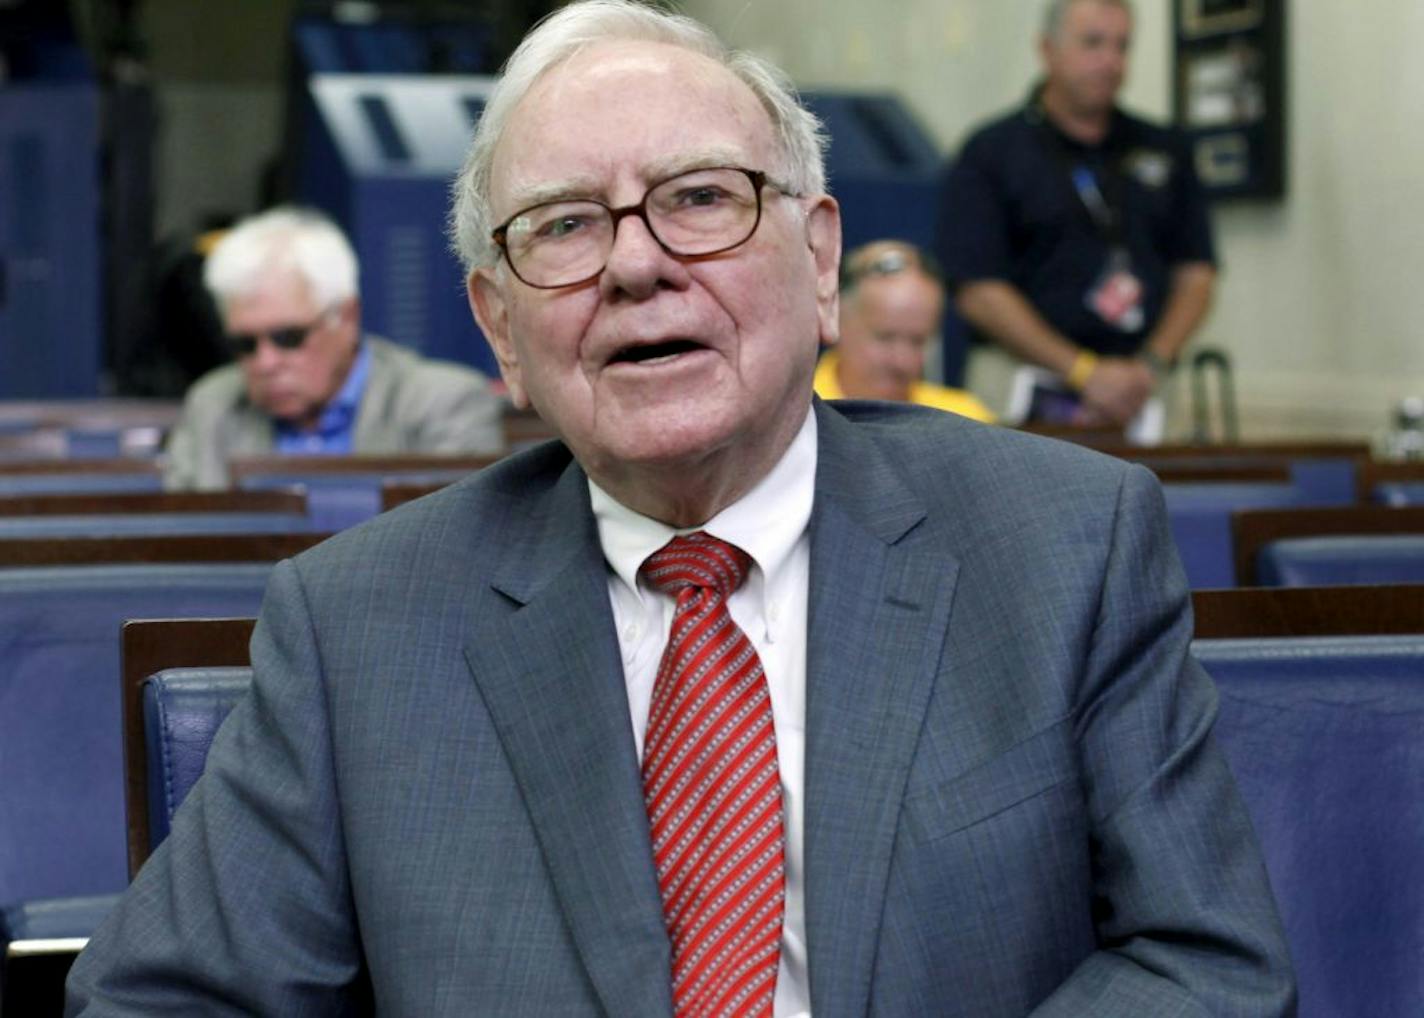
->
[299, 74, 498, 377]
[0, 84, 102, 397]
[802, 92, 970, 384]
[803, 92, 941, 254]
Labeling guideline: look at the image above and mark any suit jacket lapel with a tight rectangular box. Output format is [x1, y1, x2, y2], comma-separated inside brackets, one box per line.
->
[463, 461, 674, 1017]
[803, 402, 961, 1018]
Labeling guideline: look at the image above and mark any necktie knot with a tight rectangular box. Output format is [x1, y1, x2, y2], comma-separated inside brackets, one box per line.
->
[641, 531, 751, 601]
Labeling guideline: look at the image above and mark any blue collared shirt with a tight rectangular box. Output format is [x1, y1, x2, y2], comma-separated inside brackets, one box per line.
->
[273, 341, 373, 455]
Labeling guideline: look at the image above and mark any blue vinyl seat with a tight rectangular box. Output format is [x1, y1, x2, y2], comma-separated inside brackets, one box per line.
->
[140, 667, 251, 854]
[1257, 534, 1424, 586]
[0, 565, 273, 913]
[1194, 635, 1424, 1018]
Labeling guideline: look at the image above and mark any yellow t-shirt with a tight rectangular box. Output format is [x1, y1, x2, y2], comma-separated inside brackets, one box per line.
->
[813, 350, 996, 423]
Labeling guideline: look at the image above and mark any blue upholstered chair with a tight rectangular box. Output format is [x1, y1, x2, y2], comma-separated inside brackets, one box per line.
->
[0, 612, 256, 1012]
[231, 454, 493, 531]
[137, 667, 252, 863]
[0, 566, 273, 912]
[1163, 481, 1318, 588]
[1257, 534, 1424, 586]
[1195, 634, 1424, 1018]
[1231, 506, 1424, 587]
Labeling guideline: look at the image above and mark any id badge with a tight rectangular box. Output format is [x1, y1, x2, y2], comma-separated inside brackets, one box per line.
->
[1085, 249, 1144, 332]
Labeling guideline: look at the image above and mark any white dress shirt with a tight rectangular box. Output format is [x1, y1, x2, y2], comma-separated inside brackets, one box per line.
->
[589, 405, 816, 1018]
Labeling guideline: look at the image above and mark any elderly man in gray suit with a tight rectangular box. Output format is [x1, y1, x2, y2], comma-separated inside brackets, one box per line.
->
[164, 206, 504, 489]
[68, 2, 1294, 1015]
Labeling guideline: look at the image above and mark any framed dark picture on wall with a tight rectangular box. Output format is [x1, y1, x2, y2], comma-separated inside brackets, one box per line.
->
[1180, 0, 1265, 37]
[1173, 0, 1285, 199]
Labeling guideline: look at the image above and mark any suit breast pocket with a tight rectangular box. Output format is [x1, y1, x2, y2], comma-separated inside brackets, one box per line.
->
[902, 717, 1080, 845]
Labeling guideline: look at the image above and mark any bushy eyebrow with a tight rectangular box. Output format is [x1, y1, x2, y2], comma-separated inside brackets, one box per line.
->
[500, 146, 755, 214]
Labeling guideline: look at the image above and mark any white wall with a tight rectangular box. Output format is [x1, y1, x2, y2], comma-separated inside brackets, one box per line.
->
[684, 0, 1424, 439]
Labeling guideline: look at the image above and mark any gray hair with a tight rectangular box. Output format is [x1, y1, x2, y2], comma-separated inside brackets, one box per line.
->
[1042, 0, 1132, 40]
[203, 206, 359, 312]
[449, 0, 828, 272]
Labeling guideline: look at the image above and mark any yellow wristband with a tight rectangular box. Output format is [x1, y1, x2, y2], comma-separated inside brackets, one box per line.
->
[1065, 351, 1099, 392]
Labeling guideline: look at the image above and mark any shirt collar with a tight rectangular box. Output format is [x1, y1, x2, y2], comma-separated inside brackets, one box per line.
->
[589, 404, 818, 601]
[319, 338, 372, 435]
[1024, 80, 1124, 152]
[274, 338, 371, 440]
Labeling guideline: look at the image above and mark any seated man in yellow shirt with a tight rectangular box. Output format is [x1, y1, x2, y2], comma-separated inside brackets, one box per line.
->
[816, 240, 995, 422]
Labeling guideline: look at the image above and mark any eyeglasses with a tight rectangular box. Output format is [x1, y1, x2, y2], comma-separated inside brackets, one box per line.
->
[227, 311, 334, 358]
[839, 244, 943, 290]
[491, 166, 787, 289]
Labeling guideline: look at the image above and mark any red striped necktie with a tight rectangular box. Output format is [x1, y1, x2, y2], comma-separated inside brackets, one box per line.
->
[640, 531, 786, 1018]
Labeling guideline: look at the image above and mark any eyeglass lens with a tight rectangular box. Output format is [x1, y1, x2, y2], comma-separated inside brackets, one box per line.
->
[228, 325, 312, 358]
[501, 167, 764, 288]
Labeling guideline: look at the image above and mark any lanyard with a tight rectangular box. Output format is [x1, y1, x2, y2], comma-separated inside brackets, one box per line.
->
[1031, 104, 1127, 249]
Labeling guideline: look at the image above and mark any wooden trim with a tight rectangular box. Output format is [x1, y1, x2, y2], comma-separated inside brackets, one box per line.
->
[228, 454, 500, 481]
[1113, 441, 1371, 460]
[1193, 584, 1424, 638]
[1149, 464, 1292, 485]
[502, 409, 559, 449]
[1231, 506, 1424, 585]
[120, 618, 256, 878]
[0, 532, 329, 566]
[1358, 460, 1424, 503]
[0, 489, 307, 517]
[380, 481, 452, 512]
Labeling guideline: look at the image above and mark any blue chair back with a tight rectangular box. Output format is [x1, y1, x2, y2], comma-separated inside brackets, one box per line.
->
[0, 564, 273, 909]
[240, 471, 473, 530]
[1164, 482, 1317, 588]
[0, 473, 162, 495]
[140, 667, 251, 852]
[1258, 535, 1424, 586]
[0, 511, 312, 539]
[1195, 635, 1424, 1018]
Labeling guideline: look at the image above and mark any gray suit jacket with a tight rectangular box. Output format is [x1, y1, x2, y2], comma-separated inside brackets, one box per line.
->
[164, 335, 505, 489]
[69, 401, 1295, 1016]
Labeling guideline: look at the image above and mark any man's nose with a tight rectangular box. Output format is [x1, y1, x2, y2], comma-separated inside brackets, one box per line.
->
[247, 336, 285, 372]
[599, 212, 686, 300]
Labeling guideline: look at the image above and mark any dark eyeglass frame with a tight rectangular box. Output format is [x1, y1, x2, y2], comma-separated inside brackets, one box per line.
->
[227, 309, 336, 358]
[839, 244, 944, 291]
[490, 167, 780, 290]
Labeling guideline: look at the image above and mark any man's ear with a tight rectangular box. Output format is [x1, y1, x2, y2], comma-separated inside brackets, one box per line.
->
[467, 268, 528, 408]
[805, 195, 842, 347]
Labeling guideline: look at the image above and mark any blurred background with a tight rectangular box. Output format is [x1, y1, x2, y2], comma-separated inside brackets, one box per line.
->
[1, 0, 1421, 440]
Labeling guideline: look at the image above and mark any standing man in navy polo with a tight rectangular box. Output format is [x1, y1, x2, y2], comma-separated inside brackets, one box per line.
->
[939, 0, 1216, 431]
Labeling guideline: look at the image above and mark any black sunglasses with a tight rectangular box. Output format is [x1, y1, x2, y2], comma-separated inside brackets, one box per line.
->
[226, 311, 334, 358]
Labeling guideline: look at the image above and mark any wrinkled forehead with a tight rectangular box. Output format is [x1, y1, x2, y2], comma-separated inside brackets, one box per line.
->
[489, 40, 779, 216]
[853, 271, 945, 320]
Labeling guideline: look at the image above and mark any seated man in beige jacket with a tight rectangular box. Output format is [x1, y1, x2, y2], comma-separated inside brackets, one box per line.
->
[165, 206, 504, 489]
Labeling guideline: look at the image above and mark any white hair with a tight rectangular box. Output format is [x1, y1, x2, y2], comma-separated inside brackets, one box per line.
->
[1043, 0, 1132, 39]
[203, 206, 359, 311]
[449, 0, 828, 272]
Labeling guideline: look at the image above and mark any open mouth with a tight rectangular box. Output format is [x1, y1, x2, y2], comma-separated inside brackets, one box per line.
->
[609, 339, 706, 365]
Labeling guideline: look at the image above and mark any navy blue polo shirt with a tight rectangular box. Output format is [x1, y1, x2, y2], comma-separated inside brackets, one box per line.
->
[938, 91, 1216, 357]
